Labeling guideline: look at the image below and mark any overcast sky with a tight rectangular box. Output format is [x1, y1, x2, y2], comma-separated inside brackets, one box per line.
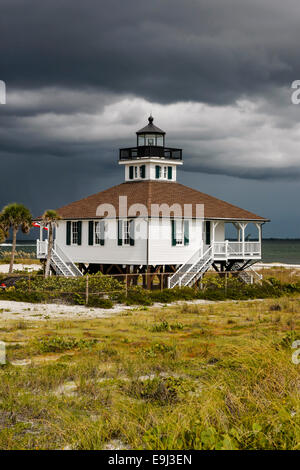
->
[1, 0, 300, 237]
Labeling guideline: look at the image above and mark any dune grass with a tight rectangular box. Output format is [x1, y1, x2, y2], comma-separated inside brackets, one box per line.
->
[0, 297, 299, 450]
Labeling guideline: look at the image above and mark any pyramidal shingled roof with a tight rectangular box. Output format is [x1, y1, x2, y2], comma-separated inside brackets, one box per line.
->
[137, 116, 165, 134]
[47, 181, 268, 221]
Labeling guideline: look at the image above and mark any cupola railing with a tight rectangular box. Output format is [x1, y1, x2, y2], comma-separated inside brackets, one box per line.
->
[119, 146, 182, 161]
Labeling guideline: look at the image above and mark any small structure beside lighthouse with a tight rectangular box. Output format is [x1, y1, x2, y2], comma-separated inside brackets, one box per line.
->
[36, 116, 269, 287]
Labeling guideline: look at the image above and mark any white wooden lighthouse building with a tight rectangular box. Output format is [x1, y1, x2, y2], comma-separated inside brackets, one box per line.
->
[36, 116, 268, 287]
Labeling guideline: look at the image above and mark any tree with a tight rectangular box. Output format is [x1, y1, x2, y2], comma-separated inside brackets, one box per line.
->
[0, 203, 32, 273]
[0, 223, 8, 245]
[42, 210, 61, 278]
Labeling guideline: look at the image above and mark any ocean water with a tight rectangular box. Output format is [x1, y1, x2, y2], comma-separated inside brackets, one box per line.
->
[262, 240, 300, 265]
[1, 239, 300, 265]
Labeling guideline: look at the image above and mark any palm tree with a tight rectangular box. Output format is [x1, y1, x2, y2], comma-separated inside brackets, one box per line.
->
[0, 224, 8, 245]
[1, 203, 32, 273]
[42, 210, 61, 278]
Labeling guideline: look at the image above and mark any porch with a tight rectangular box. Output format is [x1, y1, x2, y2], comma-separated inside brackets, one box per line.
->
[213, 241, 261, 260]
[207, 220, 262, 260]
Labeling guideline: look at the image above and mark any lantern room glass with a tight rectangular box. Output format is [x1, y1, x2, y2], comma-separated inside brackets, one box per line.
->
[137, 134, 164, 147]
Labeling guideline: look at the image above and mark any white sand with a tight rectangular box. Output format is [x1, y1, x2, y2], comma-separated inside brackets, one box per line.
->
[0, 299, 133, 321]
[256, 262, 300, 269]
[0, 298, 254, 322]
[0, 264, 41, 273]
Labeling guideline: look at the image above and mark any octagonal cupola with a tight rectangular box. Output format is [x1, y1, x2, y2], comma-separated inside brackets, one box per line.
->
[119, 116, 183, 182]
[136, 115, 166, 147]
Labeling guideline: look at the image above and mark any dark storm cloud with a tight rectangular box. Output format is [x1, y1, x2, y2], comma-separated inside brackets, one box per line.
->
[1, 0, 300, 236]
[0, 0, 299, 104]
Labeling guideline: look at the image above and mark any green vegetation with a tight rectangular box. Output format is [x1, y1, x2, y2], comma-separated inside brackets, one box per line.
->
[0, 203, 32, 273]
[0, 226, 8, 245]
[0, 273, 123, 307]
[2, 270, 300, 308]
[0, 248, 38, 265]
[0, 296, 299, 450]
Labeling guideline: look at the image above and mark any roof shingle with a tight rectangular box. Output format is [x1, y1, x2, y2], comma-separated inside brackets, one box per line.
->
[47, 181, 268, 221]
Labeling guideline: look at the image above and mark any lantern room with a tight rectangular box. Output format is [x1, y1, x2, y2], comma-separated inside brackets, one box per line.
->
[136, 115, 166, 147]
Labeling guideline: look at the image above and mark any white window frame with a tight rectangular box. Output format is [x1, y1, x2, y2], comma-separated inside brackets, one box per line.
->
[71, 221, 79, 245]
[175, 221, 184, 246]
[156, 165, 162, 179]
[123, 220, 131, 246]
[94, 221, 105, 245]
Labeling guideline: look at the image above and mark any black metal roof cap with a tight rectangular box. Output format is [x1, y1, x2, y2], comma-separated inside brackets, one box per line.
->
[136, 116, 166, 135]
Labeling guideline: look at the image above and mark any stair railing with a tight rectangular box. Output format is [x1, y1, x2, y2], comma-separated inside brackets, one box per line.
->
[54, 242, 83, 276]
[169, 245, 213, 288]
[182, 246, 213, 287]
[168, 245, 203, 288]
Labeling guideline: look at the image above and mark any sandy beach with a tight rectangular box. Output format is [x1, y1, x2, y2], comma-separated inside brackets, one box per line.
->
[0, 298, 219, 321]
[0, 264, 41, 273]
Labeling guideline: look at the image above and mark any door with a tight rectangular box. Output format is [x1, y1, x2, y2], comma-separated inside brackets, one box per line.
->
[205, 221, 211, 246]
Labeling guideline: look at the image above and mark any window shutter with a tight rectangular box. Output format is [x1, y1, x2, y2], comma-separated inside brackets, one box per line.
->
[184, 220, 189, 246]
[77, 221, 82, 245]
[100, 220, 105, 246]
[168, 166, 173, 180]
[66, 221, 71, 245]
[141, 165, 146, 179]
[129, 219, 135, 246]
[171, 220, 176, 246]
[88, 221, 94, 245]
[129, 166, 134, 179]
[155, 165, 160, 179]
[118, 220, 123, 246]
[205, 221, 211, 245]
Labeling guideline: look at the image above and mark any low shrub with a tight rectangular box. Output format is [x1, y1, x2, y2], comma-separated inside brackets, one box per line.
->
[123, 287, 153, 306]
[280, 331, 299, 349]
[87, 297, 113, 309]
[144, 342, 177, 359]
[124, 376, 193, 404]
[0, 289, 47, 303]
[35, 336, 98, 353]
[151, 320, 184, 332]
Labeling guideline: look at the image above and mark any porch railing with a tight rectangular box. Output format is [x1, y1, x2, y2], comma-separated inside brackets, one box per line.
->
[213, 241, 261, 258]
[37, 240, 47, 258]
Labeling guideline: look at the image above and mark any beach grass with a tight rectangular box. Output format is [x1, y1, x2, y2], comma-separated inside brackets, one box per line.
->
[0, 296, 299, 450]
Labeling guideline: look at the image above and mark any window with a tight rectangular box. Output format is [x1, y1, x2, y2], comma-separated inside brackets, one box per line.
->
[172, 220, 189, 246]
[163, 166, 167, 178]
[67, 221, 81, 246]
[72, 221, 79, 244]
[140, 165, 146, 178]
[156, 135, 163, 146]
[123, 220, 130, 246]
[118, 220, 135, 246]
[95, 221, 105, 245]
[155, 165, 161, 179]
[138, 135, 145, 146]
[175, 221, 184, 245]
[145, 135, 155, 146]
[134, 166, 138, 178]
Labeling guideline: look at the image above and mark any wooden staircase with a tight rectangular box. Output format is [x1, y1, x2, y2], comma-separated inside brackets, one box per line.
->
[168, 246, 213, 288]
[45, 241, 83, 277]
[230, 261, 262, 284]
